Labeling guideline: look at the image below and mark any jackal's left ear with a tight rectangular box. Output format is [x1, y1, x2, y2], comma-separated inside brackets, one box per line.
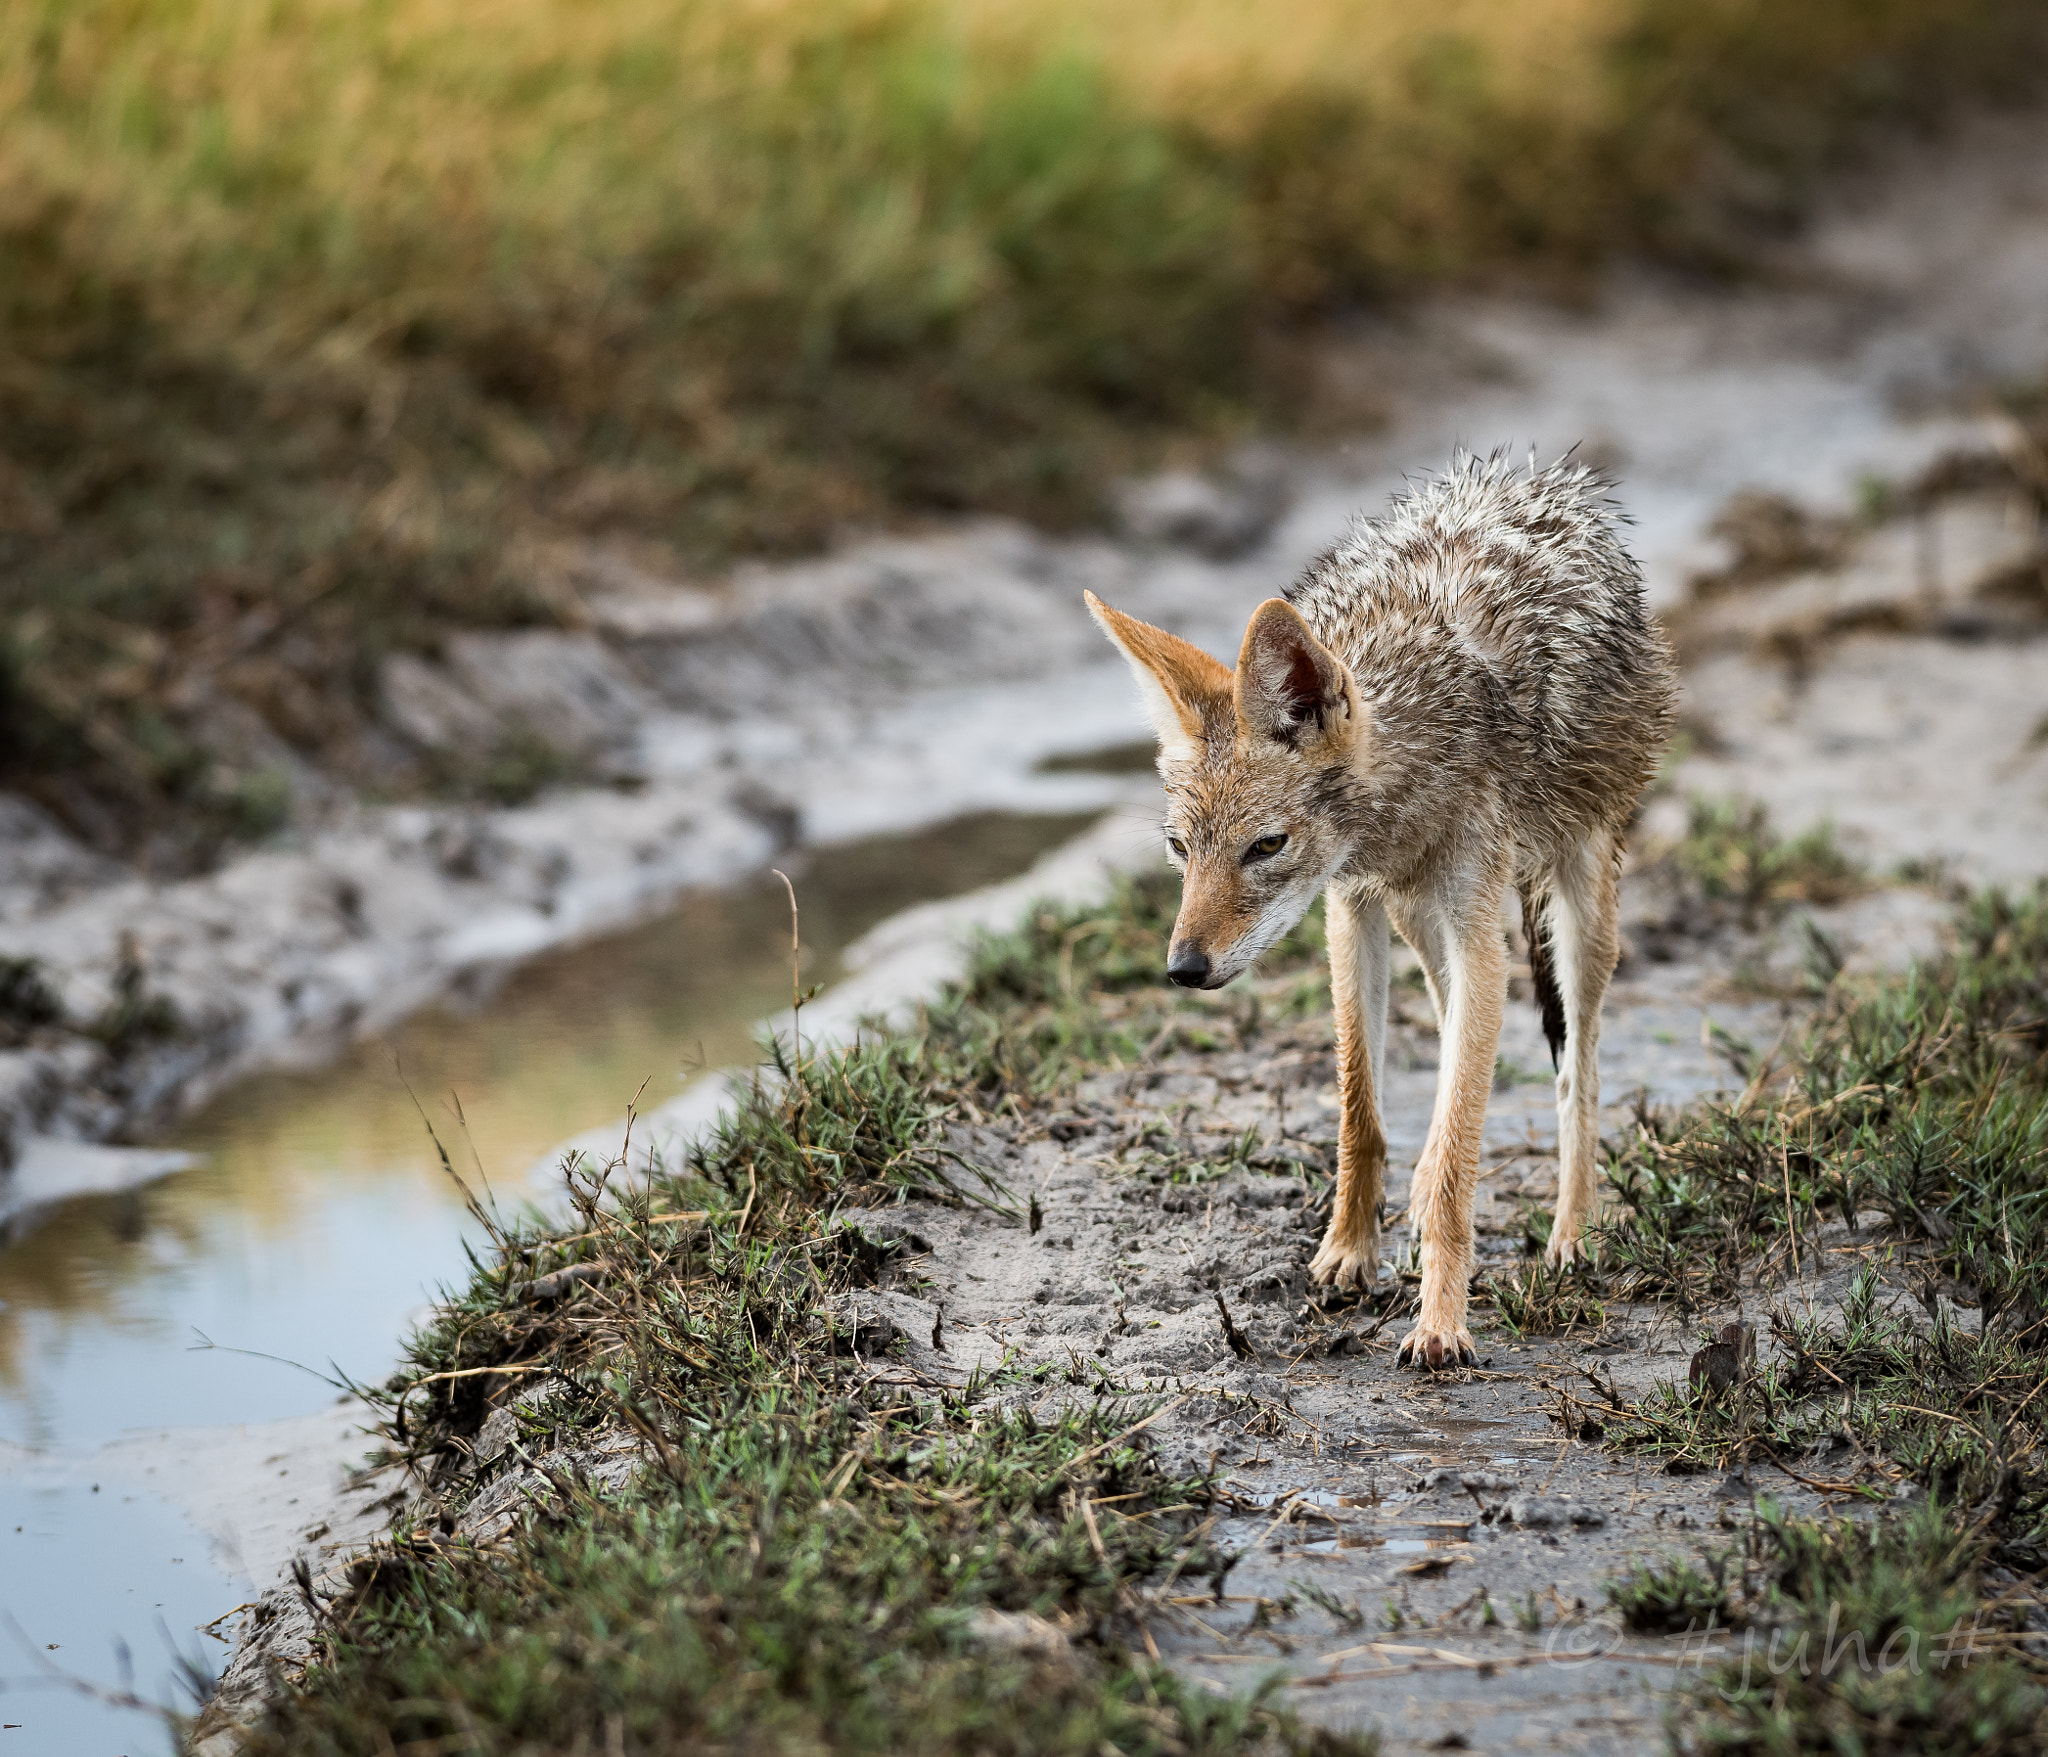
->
[1084, 591, 1235, 763]
[1235, 598, 1360, 750]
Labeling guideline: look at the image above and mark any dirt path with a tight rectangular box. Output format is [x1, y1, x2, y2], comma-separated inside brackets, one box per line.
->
[809, 858, 1962, 1753]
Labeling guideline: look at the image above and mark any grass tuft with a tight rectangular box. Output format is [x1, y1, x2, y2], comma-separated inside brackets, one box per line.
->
[1673, 1502, 2048, 1756]
[1483, 1260, 1607, 1337]
[0, 954, 65, 1044]
[1605, 1550, 1737, 1634]
[1668, 796, 1869, 925]
[1578, 881, 2048, 1749]
[228, 866, 1365, 1754]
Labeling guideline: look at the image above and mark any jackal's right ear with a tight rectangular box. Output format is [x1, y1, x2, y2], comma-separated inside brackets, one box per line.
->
[1084, 592, 1234, 764]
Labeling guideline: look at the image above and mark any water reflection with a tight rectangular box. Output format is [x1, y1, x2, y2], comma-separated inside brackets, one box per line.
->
[0, 811, 1096, 1451]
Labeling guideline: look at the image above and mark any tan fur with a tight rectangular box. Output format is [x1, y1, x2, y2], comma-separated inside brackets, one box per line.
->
[1086, 596, 1235, 763]
[1320, 889, 1388, 1285]
[1087, 454, 1675, 1370]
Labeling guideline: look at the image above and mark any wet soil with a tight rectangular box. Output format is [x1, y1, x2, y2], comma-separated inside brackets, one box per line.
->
[800, 874, 1954, 1754]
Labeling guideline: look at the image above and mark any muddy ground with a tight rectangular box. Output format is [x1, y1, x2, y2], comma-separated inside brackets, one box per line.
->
[809, 868, 1948, 1755]
[195, 847, 1973, 1757]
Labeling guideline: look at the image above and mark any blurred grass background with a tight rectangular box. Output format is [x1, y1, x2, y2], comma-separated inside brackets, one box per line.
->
[4, 0, 2043, 855]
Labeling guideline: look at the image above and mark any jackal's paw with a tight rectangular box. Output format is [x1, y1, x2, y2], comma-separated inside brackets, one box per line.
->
[1544, 1217, 1592, 1270]
[1309, 1229, 1381, 1291]
[1396, 1322, 1477, 1371]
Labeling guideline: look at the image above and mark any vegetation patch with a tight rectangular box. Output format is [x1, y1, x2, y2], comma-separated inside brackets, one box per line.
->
[6, 3, 2046, 853]
[1675, 1504, 2047, 1756]
[1664, 795, 1869, 926]
[228, 872, 1363, 1755]
[0, 954, 64, 1045]
[1606, 1549, 1739, 1635]
[1483, 1259, 1608, 1338]
[1570, 881, 2048, 1744]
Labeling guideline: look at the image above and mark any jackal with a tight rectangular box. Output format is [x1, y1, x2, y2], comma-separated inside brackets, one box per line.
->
[1087, 453, 1675, 1369]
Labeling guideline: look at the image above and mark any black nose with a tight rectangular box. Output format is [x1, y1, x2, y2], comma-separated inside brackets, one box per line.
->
[1166, 943, 1211, 988]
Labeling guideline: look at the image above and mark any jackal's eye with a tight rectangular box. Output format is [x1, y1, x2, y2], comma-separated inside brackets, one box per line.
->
[1244, 833, 1288, 862]
[1165, 833, 1188, 860]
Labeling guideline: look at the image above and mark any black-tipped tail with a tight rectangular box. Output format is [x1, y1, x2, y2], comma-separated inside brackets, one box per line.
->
[1520, 883, 1566, 1072]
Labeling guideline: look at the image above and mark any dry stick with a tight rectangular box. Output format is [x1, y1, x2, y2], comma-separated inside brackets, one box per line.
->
[1781, 1137, 1800, 1274]
[551, 1212, 707, 1246]
[771, 867, 806, 1075]
[1280, 1648, 1733, 1686]
[407, 1364, 552, 1388]
[1761, 1446, 1882, 1498]
[447, 1087, 498, 1216]
[1080, 1496, 1110, 1564]
[1147, 1513, 1220, 1600]
[1890, 1403, 1983, 1432]
[1312, 1640, 1496, 1668]
[1214, 1292, 1258, 1362]
[1247, 1491, 1306, 1553]
[617, 1074, 652, 1180]
[1732, 1021, 1793, 1117]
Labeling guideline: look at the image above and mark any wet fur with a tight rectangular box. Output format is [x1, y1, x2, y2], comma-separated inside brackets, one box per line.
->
[1088, 452, 1676, 1369]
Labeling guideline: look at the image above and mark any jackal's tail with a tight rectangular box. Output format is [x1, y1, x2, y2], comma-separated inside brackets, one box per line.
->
[1519, 882, 1566, 1072]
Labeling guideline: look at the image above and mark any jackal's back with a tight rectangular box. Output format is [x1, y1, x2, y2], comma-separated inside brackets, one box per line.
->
[1286, 452, 1676, 858]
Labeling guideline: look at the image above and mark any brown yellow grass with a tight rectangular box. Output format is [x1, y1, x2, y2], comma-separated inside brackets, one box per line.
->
[2, 0, 2041, 857]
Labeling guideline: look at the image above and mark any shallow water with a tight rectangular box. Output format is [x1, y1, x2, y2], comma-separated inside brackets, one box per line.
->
[0, 809, 1094, 1755]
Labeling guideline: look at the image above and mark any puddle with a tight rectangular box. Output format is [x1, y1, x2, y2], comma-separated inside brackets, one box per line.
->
[0, 809, 1094, 1454]
[1228, 1491, 1480, 1558]
[0, 809, 1096, 1753]
[0, 1477, 230, 1757]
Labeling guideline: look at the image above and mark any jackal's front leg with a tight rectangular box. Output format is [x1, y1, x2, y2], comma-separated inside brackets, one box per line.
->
[1310, 887, 1389, 1291]
[1392, 892, 1507, 1369]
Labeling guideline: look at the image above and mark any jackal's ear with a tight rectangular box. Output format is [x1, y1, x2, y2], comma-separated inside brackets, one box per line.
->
[1235, 598, 1359, 750]
[1084, 591, 1234, 763]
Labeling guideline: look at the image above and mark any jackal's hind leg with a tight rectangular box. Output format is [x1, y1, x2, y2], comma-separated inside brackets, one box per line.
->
[1309, 886, 1389, 1291]
[1539, 832, 1623, 1267]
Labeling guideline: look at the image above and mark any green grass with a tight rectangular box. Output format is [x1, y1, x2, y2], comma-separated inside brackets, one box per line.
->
[1598, 884, 2048, 1317]
[229, 867, 1363, 1755]
[1482, 1259, 1608, 1337]
[1568, 882, 2048, 1747]
[1673, 1503, 2048, 1756]
[1594, 882, 2048, 1503]
[1667, 796, 1870, 926]
[6, 1, 2046, 855]
[1606, 1550, 1738, 1634]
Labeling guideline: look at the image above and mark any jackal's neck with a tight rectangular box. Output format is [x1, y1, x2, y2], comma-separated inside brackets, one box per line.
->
[1330, 660, 1499, 893]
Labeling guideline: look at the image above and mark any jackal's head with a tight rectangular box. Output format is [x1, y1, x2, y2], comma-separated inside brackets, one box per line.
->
[1085, 591, 1365, 990]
